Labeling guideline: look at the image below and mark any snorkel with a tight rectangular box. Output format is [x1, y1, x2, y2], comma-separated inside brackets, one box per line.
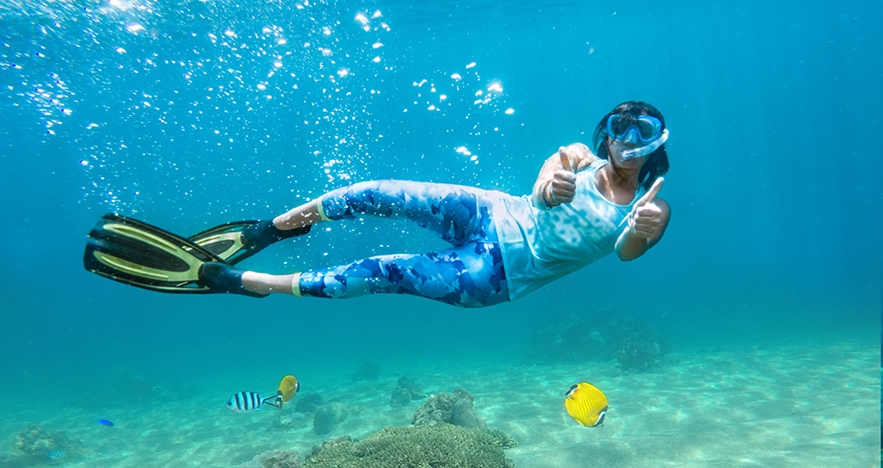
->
[620, 129, 669, 161]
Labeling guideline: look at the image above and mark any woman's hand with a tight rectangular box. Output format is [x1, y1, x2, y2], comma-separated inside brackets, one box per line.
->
[615, 177, 670, 261]
[545, 147, 579, 205]
[533, 143, 598, 209]
[629, 203, 664, 238]
[626, 178, 664, 239]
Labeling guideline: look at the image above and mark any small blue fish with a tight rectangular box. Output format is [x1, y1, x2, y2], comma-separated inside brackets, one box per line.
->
[47, 449, 66, 459]
[97, 419, 114, 427]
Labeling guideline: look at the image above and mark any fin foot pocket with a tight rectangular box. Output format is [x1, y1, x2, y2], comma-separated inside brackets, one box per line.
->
[190, 220, 312, 265]
[198, 262, 268, 298]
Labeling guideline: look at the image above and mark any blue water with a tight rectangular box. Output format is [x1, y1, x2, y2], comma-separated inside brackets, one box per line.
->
[0, 0, 879, 422]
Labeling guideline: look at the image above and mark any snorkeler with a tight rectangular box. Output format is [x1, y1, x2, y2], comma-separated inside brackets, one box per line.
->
[84, 101, 671, 308]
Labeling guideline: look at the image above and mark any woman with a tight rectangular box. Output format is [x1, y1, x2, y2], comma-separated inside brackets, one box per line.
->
[200, 101, 671, 307]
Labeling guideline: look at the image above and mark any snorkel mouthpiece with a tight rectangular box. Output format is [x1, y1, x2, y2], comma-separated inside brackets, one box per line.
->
[620, 129, 669, 161]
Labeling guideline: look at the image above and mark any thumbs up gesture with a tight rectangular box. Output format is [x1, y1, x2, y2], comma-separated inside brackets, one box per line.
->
[625, 177, 665, 239]
[545, 146, 580, 205]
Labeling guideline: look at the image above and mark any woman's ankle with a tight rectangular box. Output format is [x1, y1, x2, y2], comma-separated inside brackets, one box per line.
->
[243, 271, 297, 295]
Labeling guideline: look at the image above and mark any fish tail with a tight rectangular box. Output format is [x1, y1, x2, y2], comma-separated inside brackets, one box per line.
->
[262, 394, 283, 409]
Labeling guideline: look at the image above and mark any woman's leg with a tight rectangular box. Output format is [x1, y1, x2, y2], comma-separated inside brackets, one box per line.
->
[272, 199, 323, 230]
[224, 179, 508, 306]
[272, 180, 497, 245]
[246, 242, 508, 308]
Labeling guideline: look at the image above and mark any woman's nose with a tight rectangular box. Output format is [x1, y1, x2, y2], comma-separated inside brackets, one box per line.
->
[615, 139, 638, 149]
[621, 131, 640, 145]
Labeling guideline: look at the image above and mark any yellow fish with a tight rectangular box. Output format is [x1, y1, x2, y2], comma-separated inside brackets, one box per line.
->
[564, 382, 608, 427]
[277, 375, 300, 405]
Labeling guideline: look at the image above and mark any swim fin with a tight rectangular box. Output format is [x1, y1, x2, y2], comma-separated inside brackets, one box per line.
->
[187, 220, 261, 265]
[188, 220, 311, 265]
[84, 213, 229, 294]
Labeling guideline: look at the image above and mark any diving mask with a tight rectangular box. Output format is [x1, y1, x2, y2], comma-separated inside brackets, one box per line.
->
[606, 114, 668, 161]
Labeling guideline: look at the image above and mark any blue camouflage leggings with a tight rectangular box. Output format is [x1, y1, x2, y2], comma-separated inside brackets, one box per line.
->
[295, 180, 509, 308]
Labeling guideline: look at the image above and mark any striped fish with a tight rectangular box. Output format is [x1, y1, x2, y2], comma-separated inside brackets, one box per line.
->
[47, 449, 66, 459]
[225, 391, 279, 413]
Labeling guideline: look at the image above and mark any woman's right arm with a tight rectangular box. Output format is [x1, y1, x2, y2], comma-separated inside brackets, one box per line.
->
[531, 153, 566, 208]
[531, 143, 598, 209]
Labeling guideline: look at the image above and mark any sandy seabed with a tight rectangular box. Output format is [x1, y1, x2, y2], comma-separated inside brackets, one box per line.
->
[2, 338, 879, 468]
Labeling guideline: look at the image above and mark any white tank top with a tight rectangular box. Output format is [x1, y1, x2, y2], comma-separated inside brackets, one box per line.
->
[489, 161, 645, 300]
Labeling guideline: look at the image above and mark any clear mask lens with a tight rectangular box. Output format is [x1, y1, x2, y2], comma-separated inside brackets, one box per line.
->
[607, 114, 663, 143]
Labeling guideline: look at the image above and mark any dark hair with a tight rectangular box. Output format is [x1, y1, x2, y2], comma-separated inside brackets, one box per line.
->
[592, 101, 669, 190]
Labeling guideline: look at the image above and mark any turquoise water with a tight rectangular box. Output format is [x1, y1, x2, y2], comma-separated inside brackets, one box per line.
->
[0, 0, 880, 463]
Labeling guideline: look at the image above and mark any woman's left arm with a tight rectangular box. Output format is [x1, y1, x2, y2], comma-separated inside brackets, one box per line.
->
[615, 196, 671, 261]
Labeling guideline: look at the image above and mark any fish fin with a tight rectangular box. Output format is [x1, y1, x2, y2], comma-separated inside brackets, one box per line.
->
[262, 394, 282, 409]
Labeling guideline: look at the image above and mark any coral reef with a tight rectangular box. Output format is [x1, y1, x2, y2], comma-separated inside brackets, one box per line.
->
[450, 398, 482, 429]
[3, 424, 87, 465]
[294, 393, 323, 414]
[350, 362, 382, 381]
[389, 376, 425, 408]
[303, 424, 515, 468]
[269, 411, 311, 432]
[482, 429, 517, 449]
[526, 309, 670, 372]
[615, 341, 664, 372]
[412, 389, 485, 430]
[307, 435, 353, 459]
[238, 449, 301, 468]
[65, 368, 193, 410]
[12, 424, 82, 456]
[389, 387, 411, 408]
[313, 402, 349, 435]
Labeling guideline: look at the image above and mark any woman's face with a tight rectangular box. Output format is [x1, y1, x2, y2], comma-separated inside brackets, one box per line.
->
[607, 136, 648, 168]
